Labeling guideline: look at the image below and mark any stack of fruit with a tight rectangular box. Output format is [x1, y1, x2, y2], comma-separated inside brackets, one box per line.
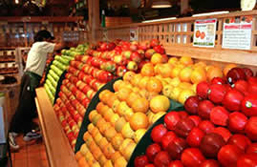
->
[132, 66, 257, 167]
[45, 43, 89, 103]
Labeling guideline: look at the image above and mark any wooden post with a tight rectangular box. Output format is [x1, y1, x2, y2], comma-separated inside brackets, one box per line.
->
[88, 0, 100, 42]
[180, 0, 189, 14]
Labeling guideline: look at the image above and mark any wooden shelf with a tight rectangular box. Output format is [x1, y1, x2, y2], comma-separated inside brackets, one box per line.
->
[0, 16, 84, 23]
[35, 87, 77, 167]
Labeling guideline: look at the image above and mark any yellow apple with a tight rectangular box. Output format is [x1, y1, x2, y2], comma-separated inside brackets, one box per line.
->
[124, 108, 134, 121]
[115, 117, 126, 133]
[110, 114, 120, 126]
[80, 143, 89, 156]
[123, 142, 136, 161]
[134, 129, 146, 143]
[114, 156, 127, 167]
[121, 122, 135, 139]
[105, 126, 117, 142]
[111, 133, 124, 150]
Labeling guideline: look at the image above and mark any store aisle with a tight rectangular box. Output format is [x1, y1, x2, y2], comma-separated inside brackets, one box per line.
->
[11, 135, 49, 167]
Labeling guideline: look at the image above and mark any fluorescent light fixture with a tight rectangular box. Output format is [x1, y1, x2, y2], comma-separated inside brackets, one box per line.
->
[142, 17, 176, 23]
[152, 0, 172, 8]
[192, 11, 229, 17]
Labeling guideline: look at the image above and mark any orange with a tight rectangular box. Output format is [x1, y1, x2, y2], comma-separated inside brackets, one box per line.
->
[102, 143, 115, 159]
[179, 67, 193, 82]
[104, 126, 117, 142]
[150, 95, 170, 113]
[146, 77, 163, 93]
[111, 133, 124, 150]
[126, 92, 141, 107]
[99, 137, 109, 150]
[117, 101, 130, 117]
[96, 102, 106, 113]
[111, 152, 122, 164]
[129, 112, 149, 130]
[171, 66, 183, 78]
[207, 66, 223, 81]
[106, 93, 118, 108]
[113, 80, 125, 92]
[223, 63, 237, 76]
[130, 74, 142, 86]
[180, 56, 193, 65]
[99, 155, 108, 166]
[168, 57, 178, 65]
[99, 89, 112, 103]
[141, 63, 155, 76]
[80, 143, 89, 155]
[114, 156, 127, 167]
[146, 91, 158, 101]
[89, 110, 98, 122]
[123, 142, 136, 161]
[131, 97, 149, 113]
[194, 61, 206, 68]
[162, 84, 174, 97]
[103, 108, 114, 122]
[190, 68, 207, 84]
[117, 87, 132, 101]
[159, 64, 173, 78]
[178, 89, 195, 104]
[104, 160, 113, 167]
[151, 53, 163, 65]
[78, 157, 89, 167]
[123, 71, 135, 82]
[138, 76, 150, 89]
[75, 151, 83, 161]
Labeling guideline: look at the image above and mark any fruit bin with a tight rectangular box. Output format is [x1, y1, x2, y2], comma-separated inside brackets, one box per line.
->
[34, 10, 257, 167]
[44, 43, 89, 104]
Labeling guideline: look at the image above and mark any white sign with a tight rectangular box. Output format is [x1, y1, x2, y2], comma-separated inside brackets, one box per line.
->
[222, 23, 252, 50]
[130, 28, 138, 41]
[193, 19, 217, 47]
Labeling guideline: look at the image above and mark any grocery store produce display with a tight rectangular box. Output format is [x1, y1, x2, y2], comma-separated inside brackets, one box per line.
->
[52, 40, 163, 149]
[130, 67, 257, 167]
[44, 43, 89, 103]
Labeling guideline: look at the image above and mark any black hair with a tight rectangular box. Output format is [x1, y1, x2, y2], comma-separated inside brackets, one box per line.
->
[34, 30, 54, 42]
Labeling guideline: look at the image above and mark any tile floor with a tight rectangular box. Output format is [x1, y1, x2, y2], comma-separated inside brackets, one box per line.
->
[10, 135, 49, 167]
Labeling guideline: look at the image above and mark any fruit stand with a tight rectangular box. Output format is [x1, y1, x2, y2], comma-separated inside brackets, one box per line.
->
[35, 10, 257, 167]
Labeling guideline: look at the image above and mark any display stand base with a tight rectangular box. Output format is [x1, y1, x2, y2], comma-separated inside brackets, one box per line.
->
[35, 87, 77, 167]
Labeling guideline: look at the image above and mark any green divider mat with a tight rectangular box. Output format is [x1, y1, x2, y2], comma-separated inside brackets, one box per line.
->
[74, 77, 122, 152]
[127, 100, 184, 166]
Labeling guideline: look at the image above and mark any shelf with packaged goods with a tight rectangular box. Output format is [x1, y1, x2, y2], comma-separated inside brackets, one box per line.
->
[35, 87, 77, 167]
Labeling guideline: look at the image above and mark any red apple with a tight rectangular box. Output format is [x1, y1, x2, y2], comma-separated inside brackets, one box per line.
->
[188, 115, 202, 126]
[150, 39, 160, 48]
[212, 127, 232, 142]
[168, 160, 183, 167]
[198, 120, 215, 134]
[130, 52, 142, 63]
[151, 124, 168, 143]
[247, 143, 257, 154]
[245, 117, 257, 141]
[200, 133, 226, 158]
[241, 94, 257, 117]
[243, 68, 254, 79]
[222, 89, 244, 111]
[145, 49, 156, 59]
[186, 127, 205, 147]
[153, 45, 165, 54]
[134, 155, 149, 167]
[146, 143, 162, 162]
[161, 131, 177, 149]
[211, 77, 226, 85]
[234, 80, 249, 95]
[130, 44, 138, 51]
[181, 148, 205, 167]
[237, 153, 257, 167]
[167, 137, 188, 159]
[184, 96, 200, 115]
[210, 106, 229, 126]
[228, 112, 248, 133]
[177, 111, 189, 119]
[196, 81, 210, 99]
[154, 151, 171, 167]
[248, 77, 257, 94]
[200, 159, 220, 167]
[227, 134, 251, 151]
[227, 67, 246, 84]
[198, 100, 215, 119]
[208, 84, 227, 104]
[175, 118, 196, 138]
[218, 144, 244, 167]
[164, 112, 181, 131]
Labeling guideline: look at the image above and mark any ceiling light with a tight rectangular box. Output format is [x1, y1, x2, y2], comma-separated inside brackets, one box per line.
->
[152, 0, 172, 8]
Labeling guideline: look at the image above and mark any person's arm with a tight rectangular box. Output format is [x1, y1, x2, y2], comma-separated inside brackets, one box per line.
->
[53, 42, 65, 51]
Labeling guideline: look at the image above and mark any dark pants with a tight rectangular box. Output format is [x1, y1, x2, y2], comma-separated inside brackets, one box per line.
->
[9, 71, 41, 135]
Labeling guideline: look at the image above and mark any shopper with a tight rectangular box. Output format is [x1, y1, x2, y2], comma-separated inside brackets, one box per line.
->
[8, 30, 65, 150]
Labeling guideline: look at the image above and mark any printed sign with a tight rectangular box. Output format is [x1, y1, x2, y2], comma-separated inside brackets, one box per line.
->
[222, 16, 253, 50]
[130, 28, 138, 41]
[193, 19, 217, 47]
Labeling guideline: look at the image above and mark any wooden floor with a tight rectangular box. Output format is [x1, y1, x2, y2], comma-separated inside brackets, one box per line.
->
[10, 135, 49, 167]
